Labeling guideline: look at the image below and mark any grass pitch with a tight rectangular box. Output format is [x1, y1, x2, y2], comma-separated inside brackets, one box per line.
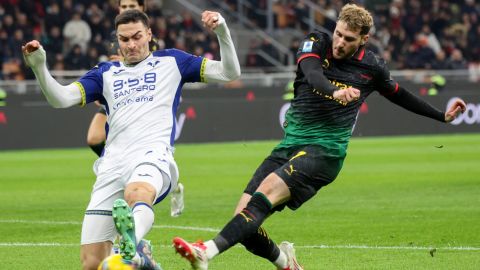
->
[0, 134, 479, 269]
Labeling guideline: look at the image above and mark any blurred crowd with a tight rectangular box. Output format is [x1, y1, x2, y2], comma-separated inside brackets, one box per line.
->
[1, 0, 479, 81]
[0, 0, 221, 80]
[225, 0, 480, 78]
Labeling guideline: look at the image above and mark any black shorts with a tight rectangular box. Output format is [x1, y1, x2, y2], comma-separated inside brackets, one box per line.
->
[244, 145, 345, 211]
[97, 107, 107, 115]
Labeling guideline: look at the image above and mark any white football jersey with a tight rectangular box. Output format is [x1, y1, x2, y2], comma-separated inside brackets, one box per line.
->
[77, 49, 206, 158]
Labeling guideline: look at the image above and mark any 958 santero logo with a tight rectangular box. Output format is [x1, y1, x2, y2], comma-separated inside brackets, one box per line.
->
[448, 97, 480, 125]
[112, 72, 157, 99]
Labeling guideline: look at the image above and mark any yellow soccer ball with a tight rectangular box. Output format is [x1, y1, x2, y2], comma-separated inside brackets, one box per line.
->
[97, 254, 137, 270]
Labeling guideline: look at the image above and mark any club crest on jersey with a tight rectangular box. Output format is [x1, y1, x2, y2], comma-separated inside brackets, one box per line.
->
[302, 41, 313, 52]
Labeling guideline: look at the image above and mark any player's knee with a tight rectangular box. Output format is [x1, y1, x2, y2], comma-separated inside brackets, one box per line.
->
[124, 182, 156, 206]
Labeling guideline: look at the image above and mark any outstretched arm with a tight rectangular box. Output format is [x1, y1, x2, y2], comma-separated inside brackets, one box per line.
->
[385, 86, 466, 123]
[201, 11, 241, 83]
[22, 40, 83, 108]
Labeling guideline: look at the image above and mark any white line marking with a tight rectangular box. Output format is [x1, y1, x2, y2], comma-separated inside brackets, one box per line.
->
[1, 242, 479, 251]
[0, 219, 220, 232]
[0, 243, 78, 247]
[154, 224, 219, 232]
[1, 220, 478, 251]
[298, 245, 480, 251]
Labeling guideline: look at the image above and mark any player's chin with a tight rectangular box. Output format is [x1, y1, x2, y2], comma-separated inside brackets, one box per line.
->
[125, 54, 141, 63]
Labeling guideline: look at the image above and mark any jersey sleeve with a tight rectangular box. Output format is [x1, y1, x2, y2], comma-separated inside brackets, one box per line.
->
[159, 49, 205, 83]
[375, 58, 400, 96]
[76, 63, 110, 105]
[296, 32, 328, 64]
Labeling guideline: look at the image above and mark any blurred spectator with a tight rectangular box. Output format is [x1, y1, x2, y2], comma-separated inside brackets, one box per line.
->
[420, 24, 441, 54]
[42, 26, 64, 66]
[405, 34, 436, 69]
[449, 48, 468, 69]
[2, 0, 479, 80]
[44, 3, 65, 31]
[2, 14, 15, 36]
[431, 50, 452, 70]
[65, 44, 90, 70]
[63, 11, 92, 53]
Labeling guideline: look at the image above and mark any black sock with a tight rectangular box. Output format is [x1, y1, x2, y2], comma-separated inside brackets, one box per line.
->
[89, 142, 105, 157]
[213, 192, 272, 254]
[241, 226, 280, 262]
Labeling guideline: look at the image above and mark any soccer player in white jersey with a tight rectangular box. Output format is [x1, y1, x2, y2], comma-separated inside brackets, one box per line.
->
[22, 9, 240, 270]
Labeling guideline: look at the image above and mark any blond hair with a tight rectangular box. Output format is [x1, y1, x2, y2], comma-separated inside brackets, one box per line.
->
[337, 4, 373, 35]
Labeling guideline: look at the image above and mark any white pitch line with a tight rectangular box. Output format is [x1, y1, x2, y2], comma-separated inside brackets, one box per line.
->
[299, 245, 480, 251]
[1, 220, 479, 251]
[0, 243, 78, 247]
[1, 242, 479, 251]
[153, 224, 219, 232]
[0, 219, 220, 232]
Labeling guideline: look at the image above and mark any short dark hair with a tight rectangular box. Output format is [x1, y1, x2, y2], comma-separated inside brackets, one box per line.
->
[117, 0, 145, 7]
[115, 9, 150, 30]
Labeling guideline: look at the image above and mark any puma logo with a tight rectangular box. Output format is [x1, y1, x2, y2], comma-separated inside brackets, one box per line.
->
[239, 212, 253, 223]
[284, 164, 297, 176]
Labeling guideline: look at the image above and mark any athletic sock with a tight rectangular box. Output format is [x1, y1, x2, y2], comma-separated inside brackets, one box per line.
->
[241, 226, 281, 263]
[203, 240, 220, 259]
[273, 249, 288, 269]
[213, 192, 272, 254]
[132, 202, 154, 245]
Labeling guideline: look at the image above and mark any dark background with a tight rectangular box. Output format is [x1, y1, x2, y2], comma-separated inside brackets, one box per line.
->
[1, 82, 479, 150]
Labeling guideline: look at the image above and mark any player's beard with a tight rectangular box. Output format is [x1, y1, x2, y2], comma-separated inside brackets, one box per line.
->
[122, 46, 149, 65]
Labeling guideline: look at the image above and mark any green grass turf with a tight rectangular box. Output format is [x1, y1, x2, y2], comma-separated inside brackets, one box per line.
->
[0, 134, 479, 269]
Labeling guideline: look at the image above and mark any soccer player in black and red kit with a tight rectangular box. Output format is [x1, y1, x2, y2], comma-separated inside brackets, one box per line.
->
[172, 4, 467, 270]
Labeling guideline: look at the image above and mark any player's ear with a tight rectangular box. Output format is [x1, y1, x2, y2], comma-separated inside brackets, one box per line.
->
[147, 28, 152, 41]
[360, 34, 369, 46]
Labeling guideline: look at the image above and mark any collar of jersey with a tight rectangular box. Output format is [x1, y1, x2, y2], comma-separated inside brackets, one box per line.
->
[123, 53, 152, 67]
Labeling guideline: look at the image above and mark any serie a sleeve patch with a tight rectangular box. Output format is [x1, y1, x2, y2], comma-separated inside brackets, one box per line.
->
[302, 41, 314, 53]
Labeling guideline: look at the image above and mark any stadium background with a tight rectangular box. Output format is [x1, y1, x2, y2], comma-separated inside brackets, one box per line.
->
[0, 1, 479, 269]
[0, 0, 479, 149]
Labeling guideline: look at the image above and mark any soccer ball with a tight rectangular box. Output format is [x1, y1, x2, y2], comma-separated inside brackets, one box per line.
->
[97, 254, 137, 270]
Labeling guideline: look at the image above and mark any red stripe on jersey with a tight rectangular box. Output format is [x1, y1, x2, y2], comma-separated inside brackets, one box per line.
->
[393, 83, 399, 94]
[355, 48, 365, 61]
[297, 53, 320, 64]
[382, 83, 400, 96]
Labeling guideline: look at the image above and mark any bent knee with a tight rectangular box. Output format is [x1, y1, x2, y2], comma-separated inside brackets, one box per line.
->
[124, 182, 156, 205]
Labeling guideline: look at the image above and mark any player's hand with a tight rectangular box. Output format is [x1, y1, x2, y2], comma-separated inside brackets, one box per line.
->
[445, 98, 466, 123]
[22, 40, 46, 68]
[332, 87, 361, 103]
[202, 10, 225, 31]
[22, 40, 41, 55]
